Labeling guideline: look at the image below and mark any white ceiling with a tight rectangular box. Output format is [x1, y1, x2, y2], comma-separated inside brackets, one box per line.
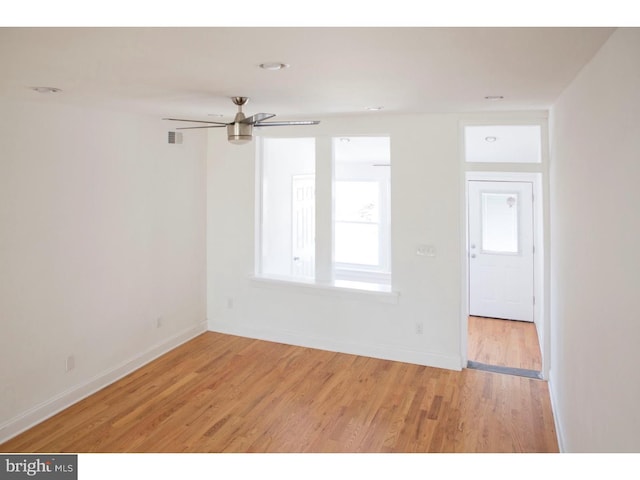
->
[0, 27, 615, 120]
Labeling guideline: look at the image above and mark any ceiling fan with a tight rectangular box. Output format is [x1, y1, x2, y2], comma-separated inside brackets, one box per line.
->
[164, 96, 320, 145]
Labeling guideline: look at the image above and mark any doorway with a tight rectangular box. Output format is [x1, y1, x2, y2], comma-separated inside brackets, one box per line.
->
[291, 174, 316, 278]
[469, 180, 534, 322]
[465, 174, 543, 378]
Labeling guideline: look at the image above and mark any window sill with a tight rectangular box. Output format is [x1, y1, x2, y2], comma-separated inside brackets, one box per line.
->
[249, 275, 400, 304]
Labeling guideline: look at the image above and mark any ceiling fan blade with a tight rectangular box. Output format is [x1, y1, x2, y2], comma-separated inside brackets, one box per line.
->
[254, 120, 321, 127]
[164, 117, 229, 126]
[240, 113, 276, 124]
[176, 125, 228, 130]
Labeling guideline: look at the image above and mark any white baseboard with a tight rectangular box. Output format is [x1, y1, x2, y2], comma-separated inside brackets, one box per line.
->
[0, 321, 207, 445]
[209, 321, 463, 371]
[548, 372, 566, 452]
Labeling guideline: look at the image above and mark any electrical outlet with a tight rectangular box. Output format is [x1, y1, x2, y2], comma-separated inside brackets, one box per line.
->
[415, 322, 424, 335]
[156, 316, 163, 328]
[66, 355, 75, 372]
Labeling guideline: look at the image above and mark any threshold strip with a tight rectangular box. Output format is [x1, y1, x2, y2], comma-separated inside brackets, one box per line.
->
[467, 360, 542, 379]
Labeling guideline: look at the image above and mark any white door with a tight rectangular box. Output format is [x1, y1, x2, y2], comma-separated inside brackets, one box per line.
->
[291, 174, 315, 278]
[469, 181, 534, 322]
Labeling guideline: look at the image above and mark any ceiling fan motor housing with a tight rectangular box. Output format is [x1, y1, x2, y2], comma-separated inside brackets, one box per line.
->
[227, 111, 253, 144]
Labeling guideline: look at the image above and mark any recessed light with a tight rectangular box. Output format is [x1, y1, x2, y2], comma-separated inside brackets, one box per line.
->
[484, 95, 504, 101]
[259, 62, 289, 71]
[485, 136, 498, 143]
[366, 106, 384, 111]
[31, 86, 62, 94]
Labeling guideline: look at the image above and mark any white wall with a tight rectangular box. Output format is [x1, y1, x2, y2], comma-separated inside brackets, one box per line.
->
[207, 114, 464, 369]
[549, 28, 640, 452]
[0, 99, 208, 442]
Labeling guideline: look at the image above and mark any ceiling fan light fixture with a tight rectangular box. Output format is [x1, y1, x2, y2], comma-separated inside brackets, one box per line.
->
[227, 121, 253, 145]
[259, 62, 289, 71]
[228, 136, 253, 145]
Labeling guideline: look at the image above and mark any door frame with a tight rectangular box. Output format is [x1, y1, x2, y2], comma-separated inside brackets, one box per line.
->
[461, 171, 547, 377]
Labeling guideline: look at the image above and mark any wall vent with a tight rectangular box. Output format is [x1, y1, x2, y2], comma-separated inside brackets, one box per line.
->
[168, 131, 183, 144]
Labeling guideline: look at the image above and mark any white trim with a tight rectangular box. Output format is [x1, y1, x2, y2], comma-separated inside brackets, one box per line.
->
[459, 167, 470, 366]
[250, 274, 399, 304]
[464, 171, 541, 183]
[548, 373, 566, 452]
[0, 321, 207, 445]
[254, 136, 264, 277]
[459, 115, 548, 129]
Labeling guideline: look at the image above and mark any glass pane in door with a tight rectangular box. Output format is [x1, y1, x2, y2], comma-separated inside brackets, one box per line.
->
[481, 192, 519, 254]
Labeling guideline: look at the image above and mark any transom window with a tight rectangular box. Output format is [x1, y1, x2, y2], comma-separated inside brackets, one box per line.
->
[464, 125, 542, 163]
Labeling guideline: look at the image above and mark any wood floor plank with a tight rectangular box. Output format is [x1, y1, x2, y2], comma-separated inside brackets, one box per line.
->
[0, 332, 558, 453]
[468, 316, 542, 371]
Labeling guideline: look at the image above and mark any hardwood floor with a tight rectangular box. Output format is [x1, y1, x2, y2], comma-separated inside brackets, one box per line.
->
[0, 332, 558, 453]
[468, 316, 542, 371]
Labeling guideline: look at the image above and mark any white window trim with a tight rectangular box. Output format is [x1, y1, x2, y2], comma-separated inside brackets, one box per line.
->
[249, 274, 399, 304]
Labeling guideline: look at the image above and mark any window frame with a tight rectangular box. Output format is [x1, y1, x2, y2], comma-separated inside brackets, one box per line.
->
[332, 178, 391, 281]
[463, 123, 543, 164]
[255, 134, 392, 292]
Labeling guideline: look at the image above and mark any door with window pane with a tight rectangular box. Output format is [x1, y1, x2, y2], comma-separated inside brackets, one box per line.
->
[468, 181, 534, 322]
[259, 137, 315, 280]
[292, 174, 315, 278]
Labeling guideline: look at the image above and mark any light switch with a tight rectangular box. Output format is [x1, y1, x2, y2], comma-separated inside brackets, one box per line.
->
[417, 245, 436, 257]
